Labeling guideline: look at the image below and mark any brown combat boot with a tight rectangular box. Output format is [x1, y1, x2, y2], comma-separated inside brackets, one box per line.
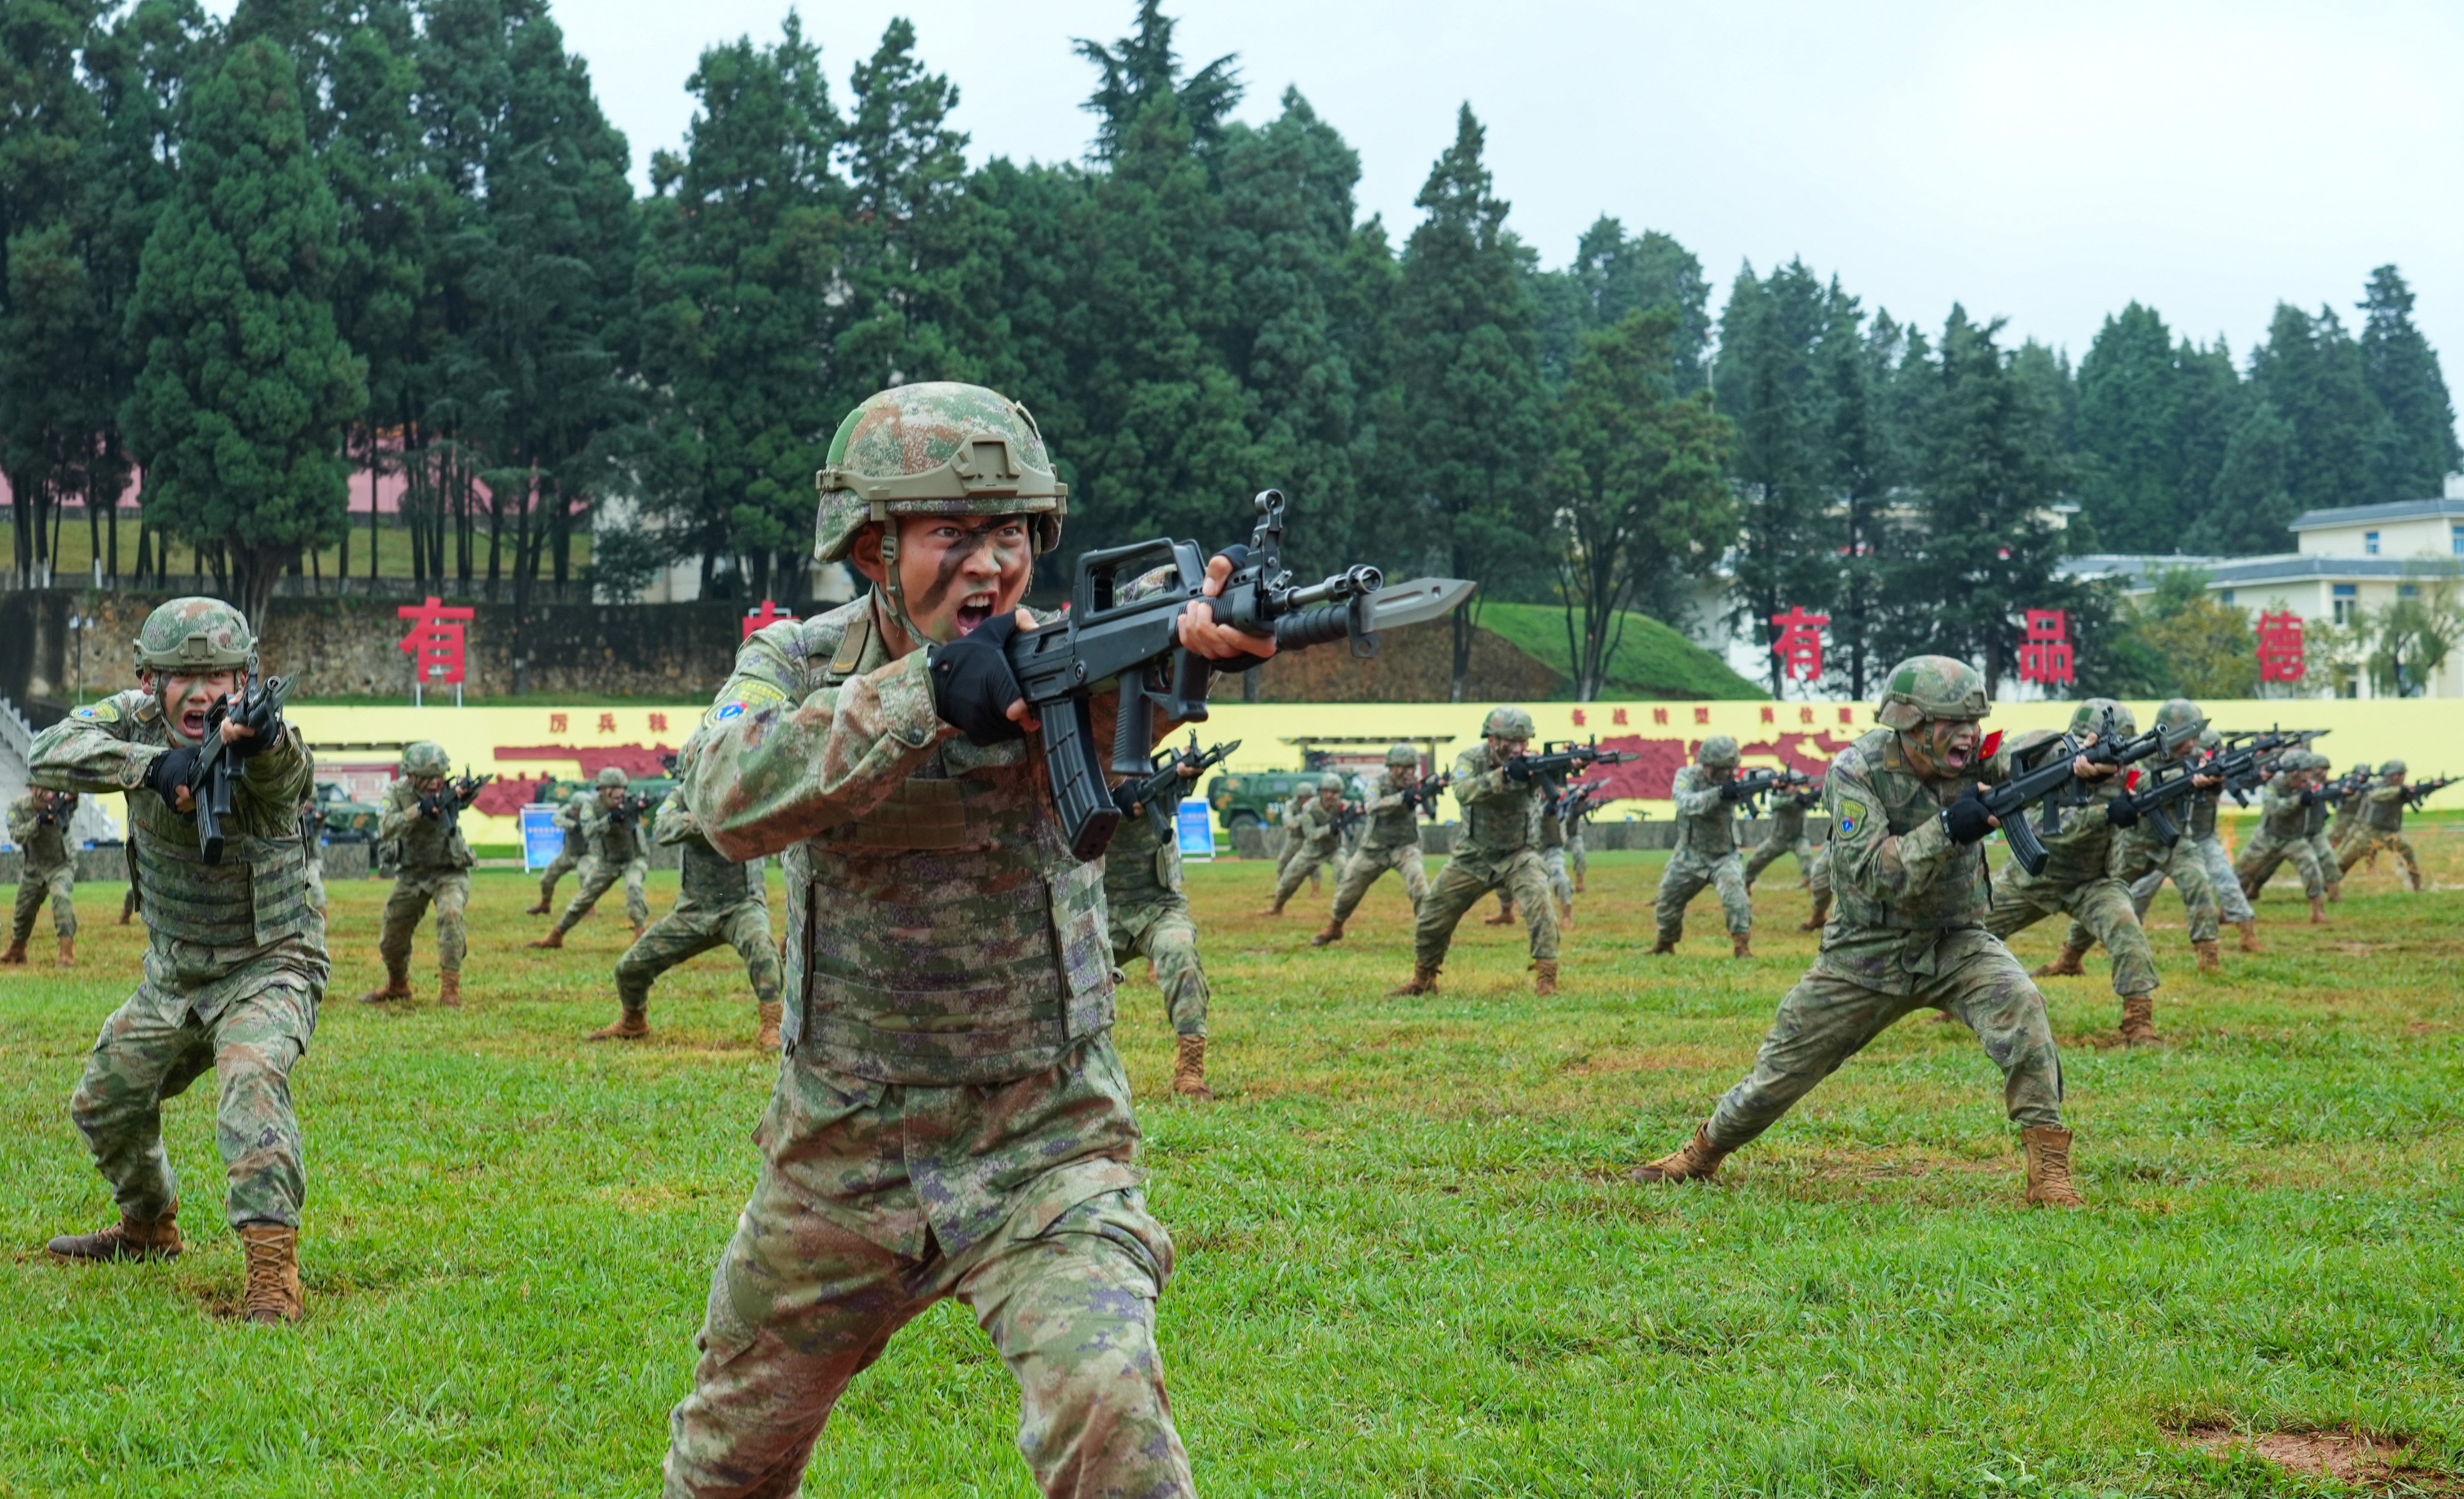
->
[48, 1205, 182, 1261]
[1483, 905, 1517, 926]
[237, 1223, 303, 1324]
[1253, 901, 1286, 918]
[1628, 1126, 1728, 1184]
[1311, 918, 1345, 947]
[0, 938, 26, 965]
[523, 900, 551, 916]
[1533, 959, 1558, 997]
[1731, 933, 1753, 960]
[2236, 918, 2262, 953]
[2021, 1125, 2084, 1208]
[356, 968, 413, 1005]
[56, 935, 75, 968]
[437, 972, 462, 1008]
[1172, 1034, 1214, 1100]
[528, 928, 566, 950]
[2031, 941, 2089, 978]
[632, 920, 647, 939]
[2119, 992, 2158, 1046]
[2193, 939, 2220, 972]
[2325, 880, 2342, 904]
[1387, 963, 1440, 997]
[118, 905, 134, 926]
[2308, 895, 2328, 925]
[1648, 938, 1678, 955]
[587, 1009, 649, 1042]
[755, 1002, 782, 1050]
[1557, 898, 1575, 929]
[1797, 892, 1832, 932]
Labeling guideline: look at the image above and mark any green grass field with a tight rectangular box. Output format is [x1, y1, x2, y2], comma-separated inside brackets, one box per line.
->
[2, 838, 2459, 1497]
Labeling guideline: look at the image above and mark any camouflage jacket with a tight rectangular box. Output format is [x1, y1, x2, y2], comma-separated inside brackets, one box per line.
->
[2256, 778, 2308, 842]
[579, 797, 647, 867]
[1451, 741, 1545, 859]
[377, 777, 475, 873]
[1670, 765, 1741, 859]
[1817, 727, 2015, 993]
[2357, 783, 2407, 834]
[1102, 801, 1184, 911]
[652, 789, 761, 913]
[29, 688, 325, 1017]
[1357, 770, 1422, 852]
[1764, 797, 1809, 842]
[7, 794, 73, 873]
[1289, 796, 1342, 858]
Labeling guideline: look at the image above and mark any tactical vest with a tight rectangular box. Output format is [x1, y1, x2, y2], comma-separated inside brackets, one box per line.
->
[1829, 733, 1989, 934]
[1360, 772, 1421, 851]
[677, 832, 755, 909]
[1104, 805, 1181, 906]
[2362, 787, 2404, 833]
[127, 779, 317, 950]
[2189, 784, 2220, 841]
[2258, 783, 2306, 841]
[1459, 749, 1539, 857]
[1672, 766, 1740, 858]
[779, 603, 1113, 1086]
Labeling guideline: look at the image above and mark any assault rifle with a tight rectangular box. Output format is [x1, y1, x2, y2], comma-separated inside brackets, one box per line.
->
[1113, 732, 1241, 817]
[1400, 772, 1454, 820]
[190, 675, 293, 865]
[1723, 765, 1812, 815]
[1555, 780, 1611, 827]
[1506, 737, 1635, 785]
[2218, 727, 2327, 805]
[2403, 774, 2457, 811]
[32, 792, 79, 828]
[418, 770, 495, 823]
[605, 791, 653, 829]
[1966, 707, 2178, 876]
[1002, 489, 1474, 859]
[2321, 765, 2375, 807]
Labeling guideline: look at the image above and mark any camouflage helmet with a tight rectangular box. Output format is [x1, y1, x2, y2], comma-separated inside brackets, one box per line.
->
[2066, 697, 2137, 740]
[814, 383, 1067, 566]
[134, 596, 258, 674]
[1291, 782, 1317, 801]
[400, 741, 451, 777]
[2198, 728, 2223, 753]
[1386, 743, 1420, 768]
[1318, 773, 1344, 794]
[1481, 705, 1536, 740]
[2382, 759, 2407, 777]
[595, 766, 631, 790]
[2154, 697, 2207, 747]
[1875, 655, 1990, 731]
[1699, 734, 1741, 768]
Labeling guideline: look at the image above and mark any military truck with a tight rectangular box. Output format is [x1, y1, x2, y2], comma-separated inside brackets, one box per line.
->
[312, 781, 384, 844]
[1206, 768, 1370, 835]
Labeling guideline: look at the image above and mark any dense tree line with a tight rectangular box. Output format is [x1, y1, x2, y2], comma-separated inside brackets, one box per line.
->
[3, 0, 2454, 698]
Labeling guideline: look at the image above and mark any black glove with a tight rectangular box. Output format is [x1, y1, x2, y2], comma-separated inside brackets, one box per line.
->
[1941, 791, 1995, 845]
[2104, 794, 2140, 829]
[1503, 756, 1534, 782]
[1718, 781, 1745, 802]
[146, 746, 199, 808]
[228, 699, 280, 758]
[928, 614, 1027, 744]
[2297, 789, 2318, 806]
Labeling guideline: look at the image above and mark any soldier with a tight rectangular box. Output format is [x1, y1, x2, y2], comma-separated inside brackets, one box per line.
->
[1272, 781, 1321, 898]
[2309, 759, 2346, 905]
[2080, 698, 2223, 971]
[2129, 727, 2261, 954]
[1651, 736, 1755, 959]
[524, 796, 585, 915]
[5, 786, 80, 967]
[1630, 656, 2087, 1208]
[586, 774, 782, 1049]
[1982, 699, 2165, 1045]
[530, 766, 650, 949]
[1565, 791, 1592, 895]
[1105, 758, 1216, 1098]
[1741, 779, 1818, 890]
[658, 380, 1270, 1496]
[298, 794, 328, 914]
[32, 598, 323, 1321]
[1488, 783, 1576, 927]
[1314, 743, 1432, 947]
[1259, 772, 1346, 916]
[2336, 760, 2423, 891]
[2235, 751, 2332, 924]
[356, 742, 475, 1008]
[1389, 706, 1560, 998]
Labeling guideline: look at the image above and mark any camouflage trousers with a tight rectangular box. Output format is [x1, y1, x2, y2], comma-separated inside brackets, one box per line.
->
[1984, 871, 2159, 1000]
[1501, 848, 1574, 916]
[1330, 841, 1428, 923]
[1655, 848, 1752, 942]
[1274, 833, 1321, 895]
[1705, 935, 2064, 1149]
[2132, 833, 2252, 927]
[1743, 833, 1815, 888]
[538, 844, 580, 906]
[2309, 833, 2344, 895]
[1273, 842, 1341, 908]
[617, 899, 781, 1016]
[1413, 848, 1558, 971]
[71, 975, 319, 1229]
[2235, 832, 2326, 901]
[378, 868, 470, 977]
[1109, 897, 1209, 1037]
[2337, 830, 2421, 885]
[10, 864, 76, 942]
[1806, 846, 1832, 897]
[1568, 831, 1587, 888]
[2100, 835, 2219, 945]
[557, 855, 649, 935]
[304, 855, 327, 913]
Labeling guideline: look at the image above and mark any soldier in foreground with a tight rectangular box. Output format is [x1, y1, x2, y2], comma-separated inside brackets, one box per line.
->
[1390, 706, 1560, 998]
[2336, 761, 2424, 891]
[357, 742, 474, 1007]
[525, 796, 586, 915]
[2236, 751, 2332, 925]
[1631, 657, 2088, 1208]
[5, 787, 80, 967]
[586, 773, 782, 1048]
[1742, 777, 1818, 891]
[2087, 699, 2224, 971]
[660, 382, 1272, 1497]
[1260, 772, 1345, 916]
[1983, 699, 2165, 1045]
[32, 598, 323, 1321]
[1314, 742, 1432, 947]
[1106, 758, 1217, 1098]
[531, 766, 650, 949]
[1651, 735, 1755, 959]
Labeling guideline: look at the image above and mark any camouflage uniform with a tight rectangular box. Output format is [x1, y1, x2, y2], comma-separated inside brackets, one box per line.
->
[1105, 801, 1209, 1038]
[2305, 767, 2344, 900]
[29, 607, 326, 1237]
[2336, 766, 2421, 888]
[2086, 699, 2218, 952]
[299, 799, 327, 913]
[374, 753, 474, 983]
[555, 785, 651, 935]
[2126, 776, 2247, 930]
[1410, 729, 1558, 978]
[1741, 794, 1817, 888]
[1270, 780, 1344, 909]
[662, 382, 1190, 1498]
[534, 798, 584, 907]
[1654, 743, 1753, 947]
[7, 793, 79, 944]
[2235, 763, 2329, 900]
[1982, 762, 2161, 1005]
[613, 790, 780, 1020]
[1273, 787, 1321, 894]
[1329, 766, 1430, 923]
[1539, 794, 1574, 910]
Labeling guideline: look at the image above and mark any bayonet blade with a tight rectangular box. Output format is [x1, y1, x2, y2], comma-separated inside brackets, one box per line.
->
[1364, 577, 1477, 632]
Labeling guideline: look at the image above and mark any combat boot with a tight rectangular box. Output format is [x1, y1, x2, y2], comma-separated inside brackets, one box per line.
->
[48, 1205, 182, 1261]
[356, 967, 413, 1005]
[1627, 1126, 1728, 1184]
[2193, 939, 2220, 972]
[2325, 880, 2342, 904]
[1172, 1034, 1214, 1101]
[437, 972, 462, 1008]
[2236, 918, 2262, 953]
[2031, 941, 2089, 978]
[1648, 937, 1678, 956]
[586, 1010, 649, 1042]
[1311, 918, 1345, 947]
[57, 935, 75, 968]
[2021, 1125, 2084, 1208]
[237, 1224, 303, 1324]
[1557, 898, 1575, 929]
[755, 1002, 782, 1050]
[632, 920, 647, 939]
[1731, 933, 1753, 960]
[1483, 906, 1516, 926]
[1533, 959, 1558, 997]
[527, 928, 566, 950]
[523, 900, 551, 916]
[1386, 963, 1439, 997]
[2119, 992, 2158, 1046]
[117, 904, 134, 927]
[1253, 900, 1286, 918]
[2308, 895, 2328, 926]
[1797, 892, 1832, 932]
[0, 938, 26, 966]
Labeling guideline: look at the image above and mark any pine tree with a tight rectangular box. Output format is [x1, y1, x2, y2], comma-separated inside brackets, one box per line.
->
[1536, 216, 1709, 392]
[2357, 265, 2460, 499]
[1714, 258, 1833, 694]
[121, 36, 367, 626]
[2249, 302, 2385, 515]
[2073, 303, 2182, 552]
[1818, 288, 1902, 697]
[1074, 0, 1237, 164]
[2190, 401, 2298, 556]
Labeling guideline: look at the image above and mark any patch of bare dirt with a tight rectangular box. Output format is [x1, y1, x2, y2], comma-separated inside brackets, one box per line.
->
[2180, 1424, 2459, 1492]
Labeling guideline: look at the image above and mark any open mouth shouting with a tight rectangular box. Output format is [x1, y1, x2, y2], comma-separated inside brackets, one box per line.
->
[954, 591, 998, 635]
[179, 705, 215, 743]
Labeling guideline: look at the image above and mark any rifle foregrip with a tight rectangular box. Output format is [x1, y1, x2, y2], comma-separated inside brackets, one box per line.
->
[1045, 697, 1124, 861]
[1272, 604, 1355, 652]
[2001, 812, 2049, 877]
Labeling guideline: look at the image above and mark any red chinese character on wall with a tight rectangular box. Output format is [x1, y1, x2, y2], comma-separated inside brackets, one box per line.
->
[742, 599, 796, 641]
[597, 712, 618, 734]
[1759, 705, 1776, 723]
[649, 712, 668, 734]
[1613, 708, 1629, 726]
[2018, 610, 2075, 685]
[1693, 706, 1711, 725]
[1570, 709, 1586, 726]
[1770, 607, 1829, 682]
[397, 596, 474, 685]
[1652, 708, 1669, 725]
[549, 712, 569, 734]
[1838, 707, 1854, 725]
[2256, 611, 2306, 683]
[1799, 705, 1815, 724]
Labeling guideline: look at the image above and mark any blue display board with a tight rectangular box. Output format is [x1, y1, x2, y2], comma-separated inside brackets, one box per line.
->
[1175, 799, 1215, 862]
[520, 803, 565, 871]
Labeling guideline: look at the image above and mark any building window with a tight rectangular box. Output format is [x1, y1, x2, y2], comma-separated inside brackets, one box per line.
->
[2219, 589, 2234, 605]
[2400, 584, 2419, 598]
[2453, 522, 2462, 556]
[2333, 583, 2358, 625]
[2365, 531, 2380, 555]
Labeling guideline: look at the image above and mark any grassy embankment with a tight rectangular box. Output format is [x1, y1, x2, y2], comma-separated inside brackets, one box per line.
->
[1, 835, 2457, 1495]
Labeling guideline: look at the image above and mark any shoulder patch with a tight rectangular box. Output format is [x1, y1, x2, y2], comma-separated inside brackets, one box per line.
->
[1838, 797, 1868, 837]
[705, 679, 791, 726]
[75, 701, 120, 723]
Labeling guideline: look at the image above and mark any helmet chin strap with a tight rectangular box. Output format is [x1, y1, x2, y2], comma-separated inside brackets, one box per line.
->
[872, 527, 936, 650]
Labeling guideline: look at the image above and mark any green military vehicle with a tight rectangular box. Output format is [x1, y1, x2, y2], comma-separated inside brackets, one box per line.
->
[1206, 768, 1370, 834]
[312, 781, 385, 844]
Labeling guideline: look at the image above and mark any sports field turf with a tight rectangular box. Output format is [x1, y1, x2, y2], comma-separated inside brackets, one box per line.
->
[2, 838, 2458, 1496]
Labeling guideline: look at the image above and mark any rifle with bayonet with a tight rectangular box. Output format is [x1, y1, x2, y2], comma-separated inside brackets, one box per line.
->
[1113, 732, 1241, 818]
[1000, 489, 1475, 858]
[418, 768, 496, 826]
[188, 675, 293, 865]
[2218, 728, 2328, 806]
[1507, 737, 1635, 785]
[2403, 774, 2457, 811]
[1962, 706, 2181, 876]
